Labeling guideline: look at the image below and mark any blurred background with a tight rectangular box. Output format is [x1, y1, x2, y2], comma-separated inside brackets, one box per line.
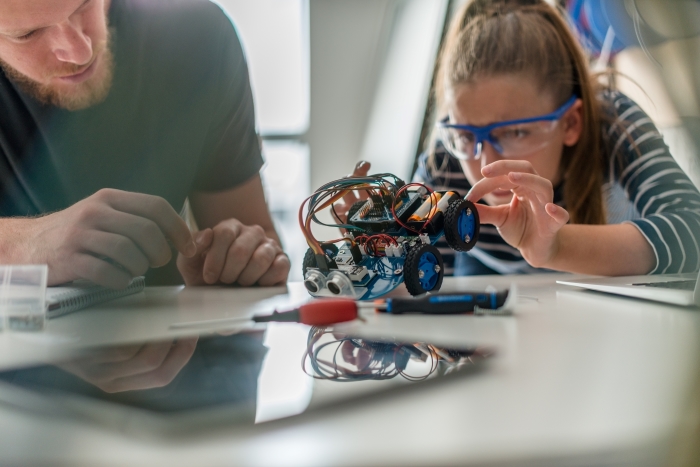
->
[212, 0, 700, 281]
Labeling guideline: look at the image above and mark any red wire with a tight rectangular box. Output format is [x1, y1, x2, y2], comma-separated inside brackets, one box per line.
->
[391, 183, 436, 234]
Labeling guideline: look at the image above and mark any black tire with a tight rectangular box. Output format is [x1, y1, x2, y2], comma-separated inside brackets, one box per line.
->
[444, 199, 479, 252]
[346, 200, 367, 224]
[302, 243, 339, 274]
[302, 248, 316, 274]
[403, 243, 444, 296]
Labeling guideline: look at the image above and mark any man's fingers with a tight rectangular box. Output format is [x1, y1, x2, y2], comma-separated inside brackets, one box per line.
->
[176, 229, 214, 286]
[77, 344, 144, 365]
[257, 253, 292, 286]
[194, 229, 214, 252]
[201, 224, 242, 284]
[80, 231, 150, 277]
[474, 203, 510, 227]
[466, 175, 514, 202]
[481, 160, 538, 177]
[98, 189, 196, 258]
[93, 209, 173, 267]
[71, 341, 172, 384]
[235, 241, 280, 286]
[72, 253, 133, 289]
[100, 338, 198, 393]
[102, 341, 173, 379]
[218, 226, 267, 284]
[184, 229, 214, 261]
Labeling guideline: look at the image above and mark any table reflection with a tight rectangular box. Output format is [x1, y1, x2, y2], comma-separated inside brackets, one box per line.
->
[58, 337, 199, 393]
[0, 332, 267, 416]
[0, 326, 489, 433]
[303, 327, 490, 382]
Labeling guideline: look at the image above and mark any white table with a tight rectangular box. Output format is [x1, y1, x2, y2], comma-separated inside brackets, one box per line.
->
[0, 274, 697, 466]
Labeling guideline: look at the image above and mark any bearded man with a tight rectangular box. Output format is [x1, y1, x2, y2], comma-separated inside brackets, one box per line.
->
[0, 0, 290, 288]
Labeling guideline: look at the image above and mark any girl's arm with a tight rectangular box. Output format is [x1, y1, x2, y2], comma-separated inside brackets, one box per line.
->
[468, 170, 658, 276]
[547, 223, 655, 275]
[470, 93, 700, 277]
[605, 92, 700, 275]
[468, 157, 693, 276]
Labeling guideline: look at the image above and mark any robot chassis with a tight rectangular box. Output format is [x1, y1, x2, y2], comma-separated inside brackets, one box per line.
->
[300, 173, 480, 300]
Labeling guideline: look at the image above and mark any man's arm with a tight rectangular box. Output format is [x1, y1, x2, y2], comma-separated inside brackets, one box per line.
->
[189, 174, 280, 243]
[176, 174, 290, 286]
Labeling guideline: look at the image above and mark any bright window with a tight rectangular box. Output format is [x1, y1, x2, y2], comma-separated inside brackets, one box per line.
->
[213, 0, 309, 135]
[213, 0, 310, 280]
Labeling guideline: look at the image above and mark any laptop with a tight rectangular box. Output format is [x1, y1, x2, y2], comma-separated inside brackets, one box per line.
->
[557, 271, 700, 307]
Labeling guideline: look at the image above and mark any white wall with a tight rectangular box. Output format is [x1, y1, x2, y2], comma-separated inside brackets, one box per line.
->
[307, 0, 447, 190]
[308, 0, 395, 190]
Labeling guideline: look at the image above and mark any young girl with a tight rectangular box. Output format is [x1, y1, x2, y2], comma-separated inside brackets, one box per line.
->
[404, 0, 700, 277]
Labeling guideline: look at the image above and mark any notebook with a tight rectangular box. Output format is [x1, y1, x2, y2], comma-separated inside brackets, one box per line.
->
[46, 276, 146, 318]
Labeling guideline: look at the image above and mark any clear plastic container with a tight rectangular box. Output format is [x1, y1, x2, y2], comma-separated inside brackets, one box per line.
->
[0, 265, 48, 331]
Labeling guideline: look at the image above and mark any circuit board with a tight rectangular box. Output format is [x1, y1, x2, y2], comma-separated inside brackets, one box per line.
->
[300, 173, 480, 299]
[312, 233, 444, 301]
[348, 192, 423, 233]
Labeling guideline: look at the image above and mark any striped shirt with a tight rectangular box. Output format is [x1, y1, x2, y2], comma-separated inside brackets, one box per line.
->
[414, 91, 700, 276]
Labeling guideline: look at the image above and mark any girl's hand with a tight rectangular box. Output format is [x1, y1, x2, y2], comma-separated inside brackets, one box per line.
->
[466, 160, 570, 268]
[331, 161, 371, 229]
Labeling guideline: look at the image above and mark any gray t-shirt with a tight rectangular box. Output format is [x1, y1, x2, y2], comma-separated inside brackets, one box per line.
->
[0, 0, 264, 283]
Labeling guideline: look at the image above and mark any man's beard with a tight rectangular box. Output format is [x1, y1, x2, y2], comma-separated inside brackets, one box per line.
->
[0, 31, 115, 111]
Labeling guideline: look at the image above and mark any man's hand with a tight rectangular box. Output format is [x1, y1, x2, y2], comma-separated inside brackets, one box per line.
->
[9, 189, 196, 289]
[58, 338, 198, 393]
[177, 218, 290, 286]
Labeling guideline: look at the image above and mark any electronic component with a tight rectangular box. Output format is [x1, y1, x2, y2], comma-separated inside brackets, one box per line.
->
[349, 244, 363, 263]
[303, 269, 327, 294]
[345, 265, 369, 281]
[348, 191, 422, 233]
[299, 171, 480, 300]
[408, 192, 442, 222]
[334, 248, 355, 266]
[326, 271, 355, 296]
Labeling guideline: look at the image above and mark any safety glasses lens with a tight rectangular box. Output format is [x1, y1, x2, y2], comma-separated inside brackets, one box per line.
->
[441, 128, 476, 160]
[490, 120, 558, 157]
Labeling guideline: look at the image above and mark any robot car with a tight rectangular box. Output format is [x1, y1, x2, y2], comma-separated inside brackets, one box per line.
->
[300, 173, 480, 300]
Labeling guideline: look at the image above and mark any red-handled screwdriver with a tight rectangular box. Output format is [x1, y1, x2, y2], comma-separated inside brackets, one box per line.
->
[170, 298, 364, 330]
[252, 298, 360, 326]
[170, 289, 513, 331]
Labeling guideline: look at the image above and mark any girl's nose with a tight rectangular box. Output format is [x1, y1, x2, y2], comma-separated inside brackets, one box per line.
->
[479, 141, 501, 168]
[474, 141, 484, 160]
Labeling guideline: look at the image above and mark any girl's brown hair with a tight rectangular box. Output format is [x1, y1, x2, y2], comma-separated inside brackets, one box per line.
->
[433, 0, 606, 225]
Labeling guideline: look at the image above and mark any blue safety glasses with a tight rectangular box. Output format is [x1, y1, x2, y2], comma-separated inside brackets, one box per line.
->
[437, 95, 578, 160]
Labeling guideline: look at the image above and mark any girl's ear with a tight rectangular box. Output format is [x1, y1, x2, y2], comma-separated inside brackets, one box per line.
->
[562, 99, 583, 147]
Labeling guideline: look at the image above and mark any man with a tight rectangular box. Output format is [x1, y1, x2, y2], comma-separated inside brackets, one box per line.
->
[0, 0, 290, 288]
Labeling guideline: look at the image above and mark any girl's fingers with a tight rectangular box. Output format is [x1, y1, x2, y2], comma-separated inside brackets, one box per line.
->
[481, 160, 538, 177]
[545, 203, 570, 226]
[349, 160, 371, 178]
[340, 191, 359, 208]
[341, 161, 372, 206]
[508, 172, 553, 203]
[466, 175, 515, 202]
[474, 203, 510, 227]
[512, 186, 551, 216]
